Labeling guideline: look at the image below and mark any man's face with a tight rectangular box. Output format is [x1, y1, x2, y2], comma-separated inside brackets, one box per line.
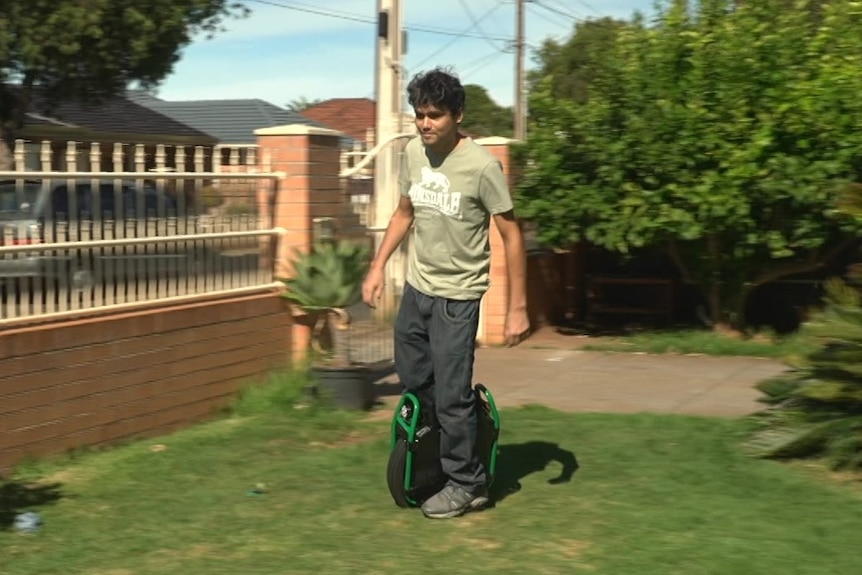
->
[414, 104, 462, 151]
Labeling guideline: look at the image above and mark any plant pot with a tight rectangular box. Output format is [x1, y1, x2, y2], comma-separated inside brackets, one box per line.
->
[309, 364, 373, 410]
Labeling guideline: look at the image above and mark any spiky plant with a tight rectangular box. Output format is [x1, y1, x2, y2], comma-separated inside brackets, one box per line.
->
[747, 278, 862, 470]
[281, 239, 371, 367]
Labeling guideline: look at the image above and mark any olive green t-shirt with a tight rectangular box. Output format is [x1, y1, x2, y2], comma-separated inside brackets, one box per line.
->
[399, 136, 514, 300]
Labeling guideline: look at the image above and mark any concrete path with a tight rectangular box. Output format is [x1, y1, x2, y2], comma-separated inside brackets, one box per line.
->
[471, 347, 788, 417]
[372, 346, 790, 419]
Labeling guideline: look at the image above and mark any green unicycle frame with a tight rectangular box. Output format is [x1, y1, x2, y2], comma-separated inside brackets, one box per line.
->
[388, 384, 501, 508]
[475, 384, 501, 483]
[390, 391, 424, 506]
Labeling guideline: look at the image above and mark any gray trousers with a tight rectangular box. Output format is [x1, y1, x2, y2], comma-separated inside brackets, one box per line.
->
[393, 282, 486, 492]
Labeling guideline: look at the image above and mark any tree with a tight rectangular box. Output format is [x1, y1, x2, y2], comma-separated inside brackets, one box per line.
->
[527, 16, 628, 105]
[0, 0, 249, 168]
[516, 0, 862, 328]
[460, 84, 513, 138]
[286, 96, 323, 112]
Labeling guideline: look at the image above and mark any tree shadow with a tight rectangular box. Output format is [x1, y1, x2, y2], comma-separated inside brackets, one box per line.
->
[489, 441, 579, 506]
[0, 481, 64, 530]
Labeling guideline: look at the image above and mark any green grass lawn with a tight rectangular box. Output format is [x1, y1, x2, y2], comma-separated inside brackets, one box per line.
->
[3, 372, 862, 575]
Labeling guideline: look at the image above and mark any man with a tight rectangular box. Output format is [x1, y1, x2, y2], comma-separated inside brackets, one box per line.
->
[362, 67, 530, 519]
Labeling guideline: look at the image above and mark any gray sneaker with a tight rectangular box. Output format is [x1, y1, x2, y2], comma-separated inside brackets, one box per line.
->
[421, 485, 489, 519]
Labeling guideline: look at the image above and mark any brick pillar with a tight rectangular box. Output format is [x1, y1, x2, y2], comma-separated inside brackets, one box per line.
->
[255, 124, 355, 362]
[476, 137, 517, 346]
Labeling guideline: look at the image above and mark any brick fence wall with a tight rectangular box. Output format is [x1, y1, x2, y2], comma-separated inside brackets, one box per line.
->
[0, 293, 291, 474]
[477, 137, 562, 343]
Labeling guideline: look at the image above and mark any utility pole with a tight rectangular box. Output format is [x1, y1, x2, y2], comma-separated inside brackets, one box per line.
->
[514, 0, 526, 140]
[374, 0, 404, 233]
[374, 0, 408, 298]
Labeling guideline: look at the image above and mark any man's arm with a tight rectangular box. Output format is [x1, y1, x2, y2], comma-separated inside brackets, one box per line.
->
[492, 209, 530, 345]
[362, 195, 414, 307]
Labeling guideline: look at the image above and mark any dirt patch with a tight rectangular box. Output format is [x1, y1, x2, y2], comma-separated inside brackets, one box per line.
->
[463, 537, 502, 550]
[791, 461, 862, 493]
[364, 406, 397, 422]
[532, 538, 592, 560]
[35, 467, 98, 488]
[308, 429, 378, 449]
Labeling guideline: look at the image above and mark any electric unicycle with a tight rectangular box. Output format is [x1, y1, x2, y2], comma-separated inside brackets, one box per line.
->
[386, 383, 501, 508]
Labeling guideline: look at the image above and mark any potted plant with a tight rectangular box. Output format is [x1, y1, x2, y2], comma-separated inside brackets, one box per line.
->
[280, 238, 374, 410]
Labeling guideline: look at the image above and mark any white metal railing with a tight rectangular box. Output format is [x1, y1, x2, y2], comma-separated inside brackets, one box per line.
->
[12, 139, 270, 175]
[0, 148, 287, 327]
[339, 132, 415, 179]
[0, 228, 282, 254]
[0, 171, 284, 180]
[0, 227, 286, 327]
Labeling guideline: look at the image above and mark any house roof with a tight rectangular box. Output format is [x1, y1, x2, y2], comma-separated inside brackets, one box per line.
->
[128, 91, 357, 147]
[300, 98, 377, 144]
[5, 84, 217, 143]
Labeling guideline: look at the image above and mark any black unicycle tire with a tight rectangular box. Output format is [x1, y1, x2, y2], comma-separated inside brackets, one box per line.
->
[387, 439, 412, 508]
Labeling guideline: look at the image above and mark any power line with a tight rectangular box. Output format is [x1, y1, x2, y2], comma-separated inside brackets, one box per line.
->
[543, 0, 578, 19]
[527, 3, 574, 31]
[411, 23, 510, 42]
[250, 0, 374, 24]
[544, 0, 587, 18]
[248, 0, 513, 42]
[532, 0, 585, 22]
[570, 0, 602, 16]
[460, 50, 509, 77]
[458, 0, 505, 51]
[413, 3, 508, 70]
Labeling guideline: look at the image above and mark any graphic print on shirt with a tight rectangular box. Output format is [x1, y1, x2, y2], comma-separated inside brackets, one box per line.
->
[408, 166, 462, 219]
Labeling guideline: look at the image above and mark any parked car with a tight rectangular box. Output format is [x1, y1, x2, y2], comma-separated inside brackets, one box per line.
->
[0, 178, 216, 288]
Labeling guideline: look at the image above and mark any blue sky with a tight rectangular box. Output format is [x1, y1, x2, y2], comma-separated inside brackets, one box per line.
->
[156, 0, 656, 108]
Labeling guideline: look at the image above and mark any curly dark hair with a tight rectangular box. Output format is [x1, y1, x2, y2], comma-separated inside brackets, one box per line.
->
[406, 67, 466, 117]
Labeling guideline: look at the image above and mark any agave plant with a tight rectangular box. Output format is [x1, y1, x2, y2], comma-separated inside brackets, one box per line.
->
[747, 278, 862, 470]
[281, 239, 371, 367]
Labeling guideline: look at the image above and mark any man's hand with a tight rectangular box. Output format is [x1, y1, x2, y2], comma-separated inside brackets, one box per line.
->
[492, 209, 530, 347]
[504, 307, 530, 347]
[361, 195, 414, 309]
[362, 267, 385, 309]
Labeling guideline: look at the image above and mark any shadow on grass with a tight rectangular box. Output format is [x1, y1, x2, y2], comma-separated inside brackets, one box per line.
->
[489, 442, 579, 506]
[0, 481, 64, 530]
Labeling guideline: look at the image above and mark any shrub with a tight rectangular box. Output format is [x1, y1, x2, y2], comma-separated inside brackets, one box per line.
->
[747, 278, 862, 470]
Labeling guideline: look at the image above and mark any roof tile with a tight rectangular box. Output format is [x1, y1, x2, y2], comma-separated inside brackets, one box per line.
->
[9, 85, 215, 141]
[300, 98, 376, 144]
[128, 92, 357, 147]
